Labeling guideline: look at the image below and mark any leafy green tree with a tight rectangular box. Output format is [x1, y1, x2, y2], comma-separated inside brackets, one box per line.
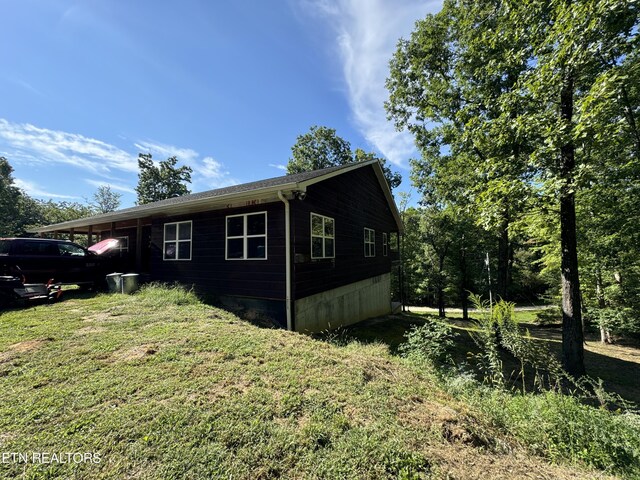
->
[387, 0, 638, 377]
[91, 185, 122, 213]
[287, 126, 352, 173]
[386, 0, 532, 301]
[135, 153, 192, 205]
[287, 125, 402, 190]
[0, 157, 24, 236]
[502, 0, 638, 376]
[34, 200, 94, 226]
[398, 206, 427, 306]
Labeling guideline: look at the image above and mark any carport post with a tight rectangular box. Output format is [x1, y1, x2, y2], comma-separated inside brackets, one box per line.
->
[69, 229, 75, 242]
[136, 218, 142, 271]
[87, 225, 93, 247]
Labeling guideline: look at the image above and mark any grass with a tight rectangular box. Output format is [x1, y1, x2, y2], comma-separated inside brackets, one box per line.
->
[0, 286, 632, 479]
[338, 308, 640, 477]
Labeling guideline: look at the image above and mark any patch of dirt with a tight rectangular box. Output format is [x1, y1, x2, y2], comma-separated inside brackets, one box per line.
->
[0, 338, 50, 363]
[426, 443, 616, 480]
[205, 376, 254, 401]
[397, 398, 491, 448]
[75, 326, 107, 336]
[108, 344, 158, 363]
[82, 312, 112, 322]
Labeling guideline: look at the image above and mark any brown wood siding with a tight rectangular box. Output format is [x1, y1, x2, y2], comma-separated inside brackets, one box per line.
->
[291, 167, 399, 299]
[149, 202, 286, 300]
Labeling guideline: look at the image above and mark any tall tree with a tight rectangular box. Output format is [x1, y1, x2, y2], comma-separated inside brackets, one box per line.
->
[287, 126, 352, 173]
[35, 200, 95, 226]
[135, 153, 193, 205]
[287, 125, 402, 190]
[387, 0, 638, 377]
[91, 185, 122, 213]
[0, 157, 23, 236]
[386, 0, 532, 301]
[505, 0, 638, 377]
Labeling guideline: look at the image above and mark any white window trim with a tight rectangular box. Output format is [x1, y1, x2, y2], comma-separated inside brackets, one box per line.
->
[364, 227, 376, 257]
[225, 211, 268, 260]
[310, 213, 335, 259]
[115, 236, 129, 253]
[163, 221, 192, 261]
[383, 233, 388, 257]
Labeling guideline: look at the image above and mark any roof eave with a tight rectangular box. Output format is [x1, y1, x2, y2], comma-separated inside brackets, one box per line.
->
[31, 182, 301, 233]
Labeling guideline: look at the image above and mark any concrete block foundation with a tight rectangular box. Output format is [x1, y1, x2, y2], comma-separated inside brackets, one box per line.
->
[294, 273, 391, 333]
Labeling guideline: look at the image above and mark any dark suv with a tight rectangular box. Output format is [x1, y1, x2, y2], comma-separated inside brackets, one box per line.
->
[0, 238, 109, 286]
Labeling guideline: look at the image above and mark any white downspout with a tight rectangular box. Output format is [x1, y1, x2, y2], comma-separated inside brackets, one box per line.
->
[278, 190, 293, 331]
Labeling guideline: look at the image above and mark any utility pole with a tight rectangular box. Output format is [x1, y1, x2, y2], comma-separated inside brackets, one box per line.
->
[486, 252, 493, 313]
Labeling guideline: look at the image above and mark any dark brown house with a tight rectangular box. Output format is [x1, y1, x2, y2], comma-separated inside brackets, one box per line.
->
[34, 160, 403, 332]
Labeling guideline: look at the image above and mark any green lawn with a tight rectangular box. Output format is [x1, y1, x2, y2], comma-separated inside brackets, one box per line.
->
[0, 287, 628, 479]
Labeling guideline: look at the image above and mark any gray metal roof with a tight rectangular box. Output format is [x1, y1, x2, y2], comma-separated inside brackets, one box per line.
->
[33, 160, 403, 233]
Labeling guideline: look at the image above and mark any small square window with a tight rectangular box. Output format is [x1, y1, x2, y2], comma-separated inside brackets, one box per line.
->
[163, 221, 192, 261]
[226, 212, 268, 260]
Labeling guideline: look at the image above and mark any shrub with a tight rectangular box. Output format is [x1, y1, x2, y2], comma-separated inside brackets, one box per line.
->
[587, 307, 640, 338]
[398, 318, 455, 365]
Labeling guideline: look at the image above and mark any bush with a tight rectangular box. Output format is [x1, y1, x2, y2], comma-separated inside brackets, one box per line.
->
[587, 307, 640, 338]
[398, 318, 455, 365]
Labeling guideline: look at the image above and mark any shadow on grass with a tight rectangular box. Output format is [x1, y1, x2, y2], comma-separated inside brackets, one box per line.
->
[0, 285, 102, 315]
[324, 312, 640, 405]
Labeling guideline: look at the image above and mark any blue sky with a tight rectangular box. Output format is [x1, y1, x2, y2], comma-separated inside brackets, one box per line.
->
[0, 0, 442, 208]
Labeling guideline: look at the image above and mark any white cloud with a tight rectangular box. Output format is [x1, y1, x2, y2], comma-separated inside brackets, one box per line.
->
[269, 163, 287, 171]
[133, 140, 199, 164]
[14, 178, 80, 200]
[297, 0, 441, 167]
[196, 157, 237, 188]
[84, 179, 136, 194]
[0, 119, 235, 193]
[0, 118, 137, 174]
[2, 76, 45, 97]
[134, 139, 236, 190]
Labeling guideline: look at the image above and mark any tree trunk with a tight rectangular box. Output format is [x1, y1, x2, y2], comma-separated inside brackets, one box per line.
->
[595, 267, 612, 344]
[559, 72, 586, 378]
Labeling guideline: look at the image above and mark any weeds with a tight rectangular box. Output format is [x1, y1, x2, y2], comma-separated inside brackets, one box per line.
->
[135, 282, 201, 307]
[399, 296, 640, 477]
[467, 294, 564, 392]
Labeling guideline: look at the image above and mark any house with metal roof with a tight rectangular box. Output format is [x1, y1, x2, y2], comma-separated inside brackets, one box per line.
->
[34, 160, 403, 332]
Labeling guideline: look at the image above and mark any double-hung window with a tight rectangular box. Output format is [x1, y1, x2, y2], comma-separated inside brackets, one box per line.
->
[364, 228, 375, 257]
[226, 212, 267, 260]
[311, 213, 335, 259]
[382, 233, 388, 256]
[164, 221, 192, 260]
[116, 236, 129, 257]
